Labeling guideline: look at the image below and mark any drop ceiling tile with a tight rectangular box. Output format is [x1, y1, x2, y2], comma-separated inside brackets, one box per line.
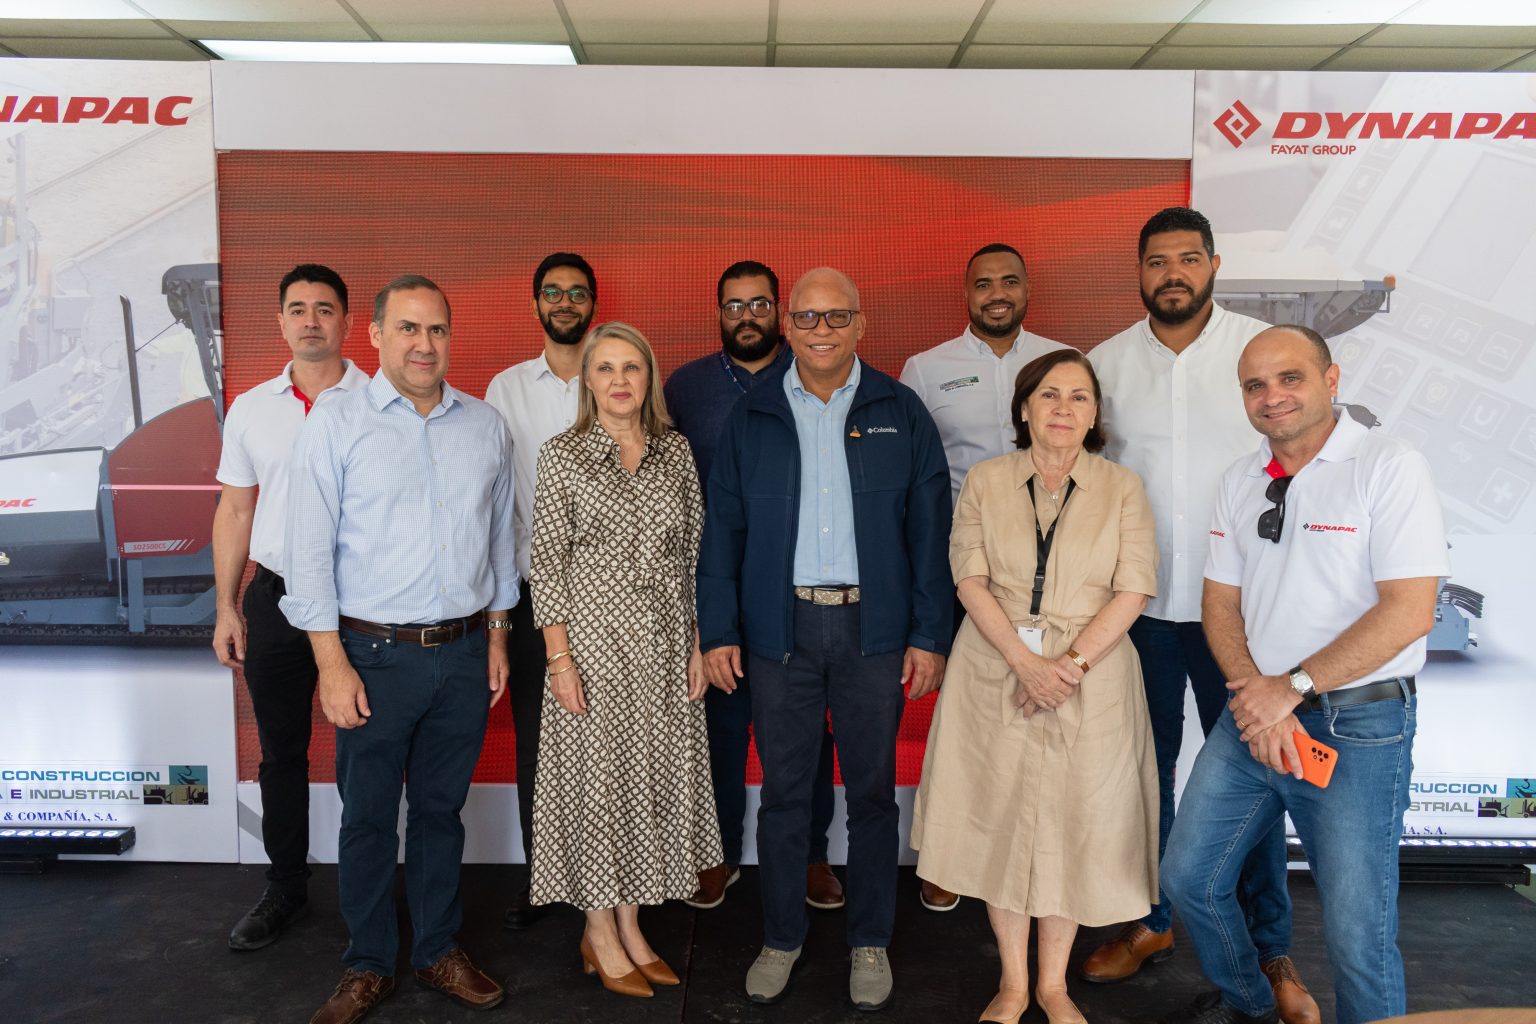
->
[134, 0, 347, 19]
[345, 0, 568, 43]
[1365, 24, 1536, 47]
[1140, 45, 1343, 69]
[958, 44, 1145, 69]
[1324, 45, 1529, 70]
[5, 35, 207, 59]
[976, 0, 1194, 45]
[1166, 23, 1373, 46]
[561, 0, 768, 44]
[1499, 50, 1536, 70]
[776, 0, 980, 45]
[1192, 0, 1415, 24]
[583, 43, 766, 65]
[775, 44, 956, 68]
[165, 21, 370, 41]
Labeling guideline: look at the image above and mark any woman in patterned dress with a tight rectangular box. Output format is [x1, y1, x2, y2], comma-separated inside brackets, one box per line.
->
[528, 321, 721, 1000]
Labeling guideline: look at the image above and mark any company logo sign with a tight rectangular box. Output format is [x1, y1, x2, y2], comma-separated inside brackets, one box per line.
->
[121, 539, 195, 554]
[1214, 100, 1261, 148]
[1302, 522, 1359, 534]
[1215, 100, 1536, 156]
[0, 498, 38, 509]
[0, 95, 193, 126]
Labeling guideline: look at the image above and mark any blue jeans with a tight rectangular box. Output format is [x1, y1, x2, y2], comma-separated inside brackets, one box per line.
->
[749, 600, 905, 950]
[1131, 616, 1290, 957]
[704, 665, 835, 866]
[334, 625, 491, 976]
[1161, 689, 1416, 1024]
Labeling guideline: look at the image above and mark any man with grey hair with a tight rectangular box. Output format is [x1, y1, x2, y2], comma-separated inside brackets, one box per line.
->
[284, 275, 517, 1024]
[699, 266, 953, 1012]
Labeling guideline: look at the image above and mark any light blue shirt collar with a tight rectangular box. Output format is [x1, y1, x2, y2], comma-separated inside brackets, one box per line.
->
[786, 356, 861, 406]
[367, 368, 460, 416]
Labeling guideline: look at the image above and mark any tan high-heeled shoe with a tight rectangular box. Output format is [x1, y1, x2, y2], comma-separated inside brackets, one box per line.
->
[579, 935, 654, 999]
[1034, 986, 1087, 1024]
[634, 957, 680, 986]
[979, 990, 1028, 1024]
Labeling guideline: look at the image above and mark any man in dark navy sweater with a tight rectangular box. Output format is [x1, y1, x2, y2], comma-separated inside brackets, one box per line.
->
[699, 267, 953, 1012]
[665, 260, 843, 914]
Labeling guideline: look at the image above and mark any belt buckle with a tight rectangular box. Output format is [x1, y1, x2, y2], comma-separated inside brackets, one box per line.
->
[420, 624, 450, 647]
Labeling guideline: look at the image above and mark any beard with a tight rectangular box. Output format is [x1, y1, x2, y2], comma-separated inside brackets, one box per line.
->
[968, 300, 1025, 339]
[1140, 275, 1215, 327]
[720, 318, 781, 364]
[541, 307, 592, 346]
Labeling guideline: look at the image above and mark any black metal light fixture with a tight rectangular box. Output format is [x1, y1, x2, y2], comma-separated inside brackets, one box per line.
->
[0, 826, 136, 873]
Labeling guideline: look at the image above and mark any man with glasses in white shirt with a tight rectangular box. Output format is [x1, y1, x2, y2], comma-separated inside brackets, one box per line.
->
[215, 263, 370, 952]
[1085, 209, 1318, 1024]
[484, 252, 596, 930]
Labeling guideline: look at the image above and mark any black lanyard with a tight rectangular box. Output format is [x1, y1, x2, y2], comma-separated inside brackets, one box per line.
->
[1025, 478, 1076, 620]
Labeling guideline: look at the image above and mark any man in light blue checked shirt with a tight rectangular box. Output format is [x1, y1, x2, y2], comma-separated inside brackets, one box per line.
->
[282, 274, 517, 1024]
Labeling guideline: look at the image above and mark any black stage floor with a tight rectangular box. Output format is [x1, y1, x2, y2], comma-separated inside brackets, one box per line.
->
[2, 863, 1532, 1023]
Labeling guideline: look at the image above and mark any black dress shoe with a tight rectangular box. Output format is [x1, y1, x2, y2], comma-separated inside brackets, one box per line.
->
[229, 886, 309, 951]
[1160, 991, 1279, 1024]
[502, 886, 544, 930]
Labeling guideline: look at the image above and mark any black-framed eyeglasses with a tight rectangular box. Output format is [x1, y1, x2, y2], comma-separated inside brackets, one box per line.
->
[789, 308, 858, 330]
[720, 298, 775, 320]
[1256, 475, 1293, 544]
[539, 285, 592, 305]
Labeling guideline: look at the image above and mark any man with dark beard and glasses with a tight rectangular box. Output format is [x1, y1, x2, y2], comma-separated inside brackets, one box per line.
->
[484, 251, 597, 930]
[1084, 210, 1320, 1024]
[664, 260, 843, 915]
[899, 242, 1067, 913]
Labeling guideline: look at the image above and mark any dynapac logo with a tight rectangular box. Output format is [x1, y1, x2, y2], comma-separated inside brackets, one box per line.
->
[1216, 99, 1536, 153]
[1302, 522, 1358, 534]
[0, 95, 193, 126]
[0, 498, 38, 509]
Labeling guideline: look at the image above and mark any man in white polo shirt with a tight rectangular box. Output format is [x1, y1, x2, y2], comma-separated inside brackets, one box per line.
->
[1159, 325, 1446, 1024]
[1084, 208, 1314, 1022]
[900, 242, 1068, 913]
[213, 263, 370, 951]
[482, 251, 594, 929]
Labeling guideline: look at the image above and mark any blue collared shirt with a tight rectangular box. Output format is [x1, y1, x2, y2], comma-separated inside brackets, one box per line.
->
[280, 371, 519, 631]
[785, 357, 861, 586]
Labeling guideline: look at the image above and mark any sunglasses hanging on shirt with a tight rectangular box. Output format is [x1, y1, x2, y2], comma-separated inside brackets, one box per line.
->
[1256, 475, 1293, 544]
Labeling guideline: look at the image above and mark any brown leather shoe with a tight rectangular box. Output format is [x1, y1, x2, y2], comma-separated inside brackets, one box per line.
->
[309, 969, 394, 1024]
[635, 956, 681, 986]
[414, 948, 505, 1010]
[580, 934, 654, 998]
[920, 878, 960, 911]
[684, 863, 740, 910]
[1080, 922, 1174, 983]
[806, 862, 845, 910]
[1262, 956, 1321, 1024]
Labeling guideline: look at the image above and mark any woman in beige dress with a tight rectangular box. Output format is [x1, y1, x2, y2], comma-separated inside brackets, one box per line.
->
[528, 322, 722, 1000]
[911, 349, 1159, 1024]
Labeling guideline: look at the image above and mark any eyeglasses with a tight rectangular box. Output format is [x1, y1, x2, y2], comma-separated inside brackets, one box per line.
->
[539, 285, 592, 305]
[788, 309, 859, 330]
[720, 298, 774, 320]
[1256, 475, 1293, 544]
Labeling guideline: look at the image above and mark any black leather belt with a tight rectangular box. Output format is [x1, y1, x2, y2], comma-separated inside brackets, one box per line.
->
[339, 611, 485, 647]
[1325, 676, 1415, 708]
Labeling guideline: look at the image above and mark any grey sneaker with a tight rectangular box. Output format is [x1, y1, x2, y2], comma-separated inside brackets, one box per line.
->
[849, 946, 892, 1011]
[745, 945, 801, 1004]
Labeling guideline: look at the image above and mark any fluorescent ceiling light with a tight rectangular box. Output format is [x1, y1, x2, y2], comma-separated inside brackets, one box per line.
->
[199, 40, 577, 65]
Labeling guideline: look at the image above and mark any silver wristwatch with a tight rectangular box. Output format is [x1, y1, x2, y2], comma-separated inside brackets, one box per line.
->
[1288, 665, 1321, 709]
[486, 618, 514, 630]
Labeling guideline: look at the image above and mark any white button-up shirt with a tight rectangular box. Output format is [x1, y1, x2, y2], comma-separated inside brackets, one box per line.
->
[900, 326, 1070, 504]
[1205, 409, 1450, 687]
[484, 353, 581, 578]
[214, 359, 370, 575]
[1089, 303, 1271, 622]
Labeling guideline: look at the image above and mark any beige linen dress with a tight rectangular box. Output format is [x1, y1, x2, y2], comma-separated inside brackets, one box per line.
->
[527, 424, 722, 910]
[910, 449, 1160, 925]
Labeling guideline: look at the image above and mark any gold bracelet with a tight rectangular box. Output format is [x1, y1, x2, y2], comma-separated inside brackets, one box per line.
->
[549, 664, 574, 676]
[545, 650, 571, 666]
[1066, 648, 1091, 672]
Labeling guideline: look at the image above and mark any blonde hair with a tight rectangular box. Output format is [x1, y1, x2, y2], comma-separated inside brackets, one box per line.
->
[573, 321, 672, 437]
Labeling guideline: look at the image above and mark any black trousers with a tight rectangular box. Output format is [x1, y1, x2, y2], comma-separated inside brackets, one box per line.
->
[506, 579, 546, 864]
[242, 565, 318, 894]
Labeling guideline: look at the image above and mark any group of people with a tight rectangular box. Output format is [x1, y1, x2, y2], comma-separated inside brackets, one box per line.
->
[211, 206, 1447, 1024]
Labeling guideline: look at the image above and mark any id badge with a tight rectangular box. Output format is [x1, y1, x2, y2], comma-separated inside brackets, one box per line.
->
[1017, 625, 1045, 656]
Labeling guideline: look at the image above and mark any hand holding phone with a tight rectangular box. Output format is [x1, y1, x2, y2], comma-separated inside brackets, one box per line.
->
[1282, 731, 1339, 788]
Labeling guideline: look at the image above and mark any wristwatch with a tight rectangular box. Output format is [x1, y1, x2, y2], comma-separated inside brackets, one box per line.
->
[486, 618, 513, 630]
[1287, 665, 1321, 709]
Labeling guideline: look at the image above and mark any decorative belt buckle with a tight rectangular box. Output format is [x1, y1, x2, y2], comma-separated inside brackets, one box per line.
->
[420, 624, 450, 647]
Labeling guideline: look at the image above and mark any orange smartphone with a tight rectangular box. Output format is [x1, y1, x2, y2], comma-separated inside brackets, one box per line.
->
[1283, 732, 1339, 788]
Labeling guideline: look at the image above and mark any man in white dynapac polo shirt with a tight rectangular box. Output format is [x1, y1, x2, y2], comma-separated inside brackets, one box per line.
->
[1085, 208, 1315, 1024]
[214, 264, 370, 951]
[1159, 325, 1447, 1024]
[899, 242, 1069, 914]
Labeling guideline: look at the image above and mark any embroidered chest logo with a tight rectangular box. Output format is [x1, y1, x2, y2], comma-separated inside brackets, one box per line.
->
[939, 376, 980, 392]
[1301, 522, 1358, 534]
